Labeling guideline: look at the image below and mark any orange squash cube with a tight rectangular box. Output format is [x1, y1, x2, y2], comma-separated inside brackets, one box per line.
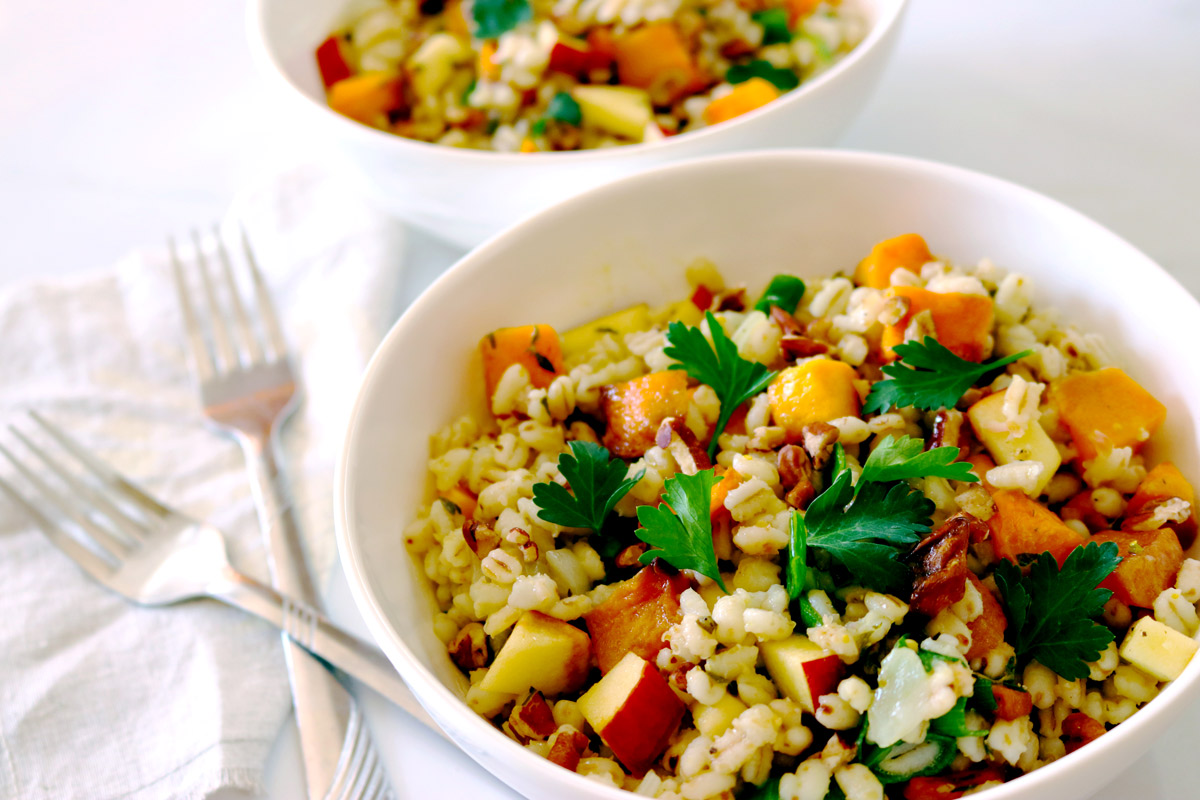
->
[600, 371, 690, 458]
[880, 287, 994, 363]
[613, 23, 702, 106]
[1078, 529, 1184, 608]
[1053, 368, 1166, 463]
[768, 359, 860, 440]
[479, 324, 565, 405]
[965, 572, 1008, 660]
[987, 489, 1088, 563]
[1124, 461, 1197, 548]
[854, 234, 933, 289]
[710, 469, 744, 518]
[704, 78, 780, 125]
[584, 563, 692, 674]
[327, 72, 405, 126]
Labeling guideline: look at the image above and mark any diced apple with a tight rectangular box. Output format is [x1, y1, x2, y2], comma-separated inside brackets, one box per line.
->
[1120, 616, 1198, 682]
[584, 563, 691, 674]
[967, 392, 1061, 497]
[577, 653, 685, 774]
[561, 303, 652, 361]
[479, 611, 592, 696]
[572, 85, 653, 141]
[693, 692, 748, 737]
[760, 634, 844, 712]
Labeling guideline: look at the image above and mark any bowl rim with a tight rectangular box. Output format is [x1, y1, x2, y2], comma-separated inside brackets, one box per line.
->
[245, 0, 908, 163]
[334, 148, 1200, 800]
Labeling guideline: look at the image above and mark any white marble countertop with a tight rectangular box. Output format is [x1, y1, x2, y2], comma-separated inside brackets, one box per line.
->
[3, 0, 1199, 798]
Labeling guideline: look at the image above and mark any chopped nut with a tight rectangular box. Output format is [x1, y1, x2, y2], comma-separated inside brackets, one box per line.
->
[930, 409, 965, 451]
[463, 520, 501, 560]
[448, 622, 488, 672]
[909, 513, 985, 617]
[781, 335, 830, 359]
[778, 444, 817, 510]
[615, 542, 649, 568]
[656, 417, 712, 474]
[715, 288, 747, 312]
[510, 692, 558, 742]
[801, 422, 839, 469]
[546, 727, 591, 772]
[520, 540, 540, 562]
[769, 305, 805, 336]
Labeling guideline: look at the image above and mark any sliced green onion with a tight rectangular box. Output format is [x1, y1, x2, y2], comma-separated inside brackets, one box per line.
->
[753, 8, 792, 45]
[797, 595, 823, 628]
[870, 735, 957, 784]
[786, 510, 808, 599]
[755, 273, 807, 313]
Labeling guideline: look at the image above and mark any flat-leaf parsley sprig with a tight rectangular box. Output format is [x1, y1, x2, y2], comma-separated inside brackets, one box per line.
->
[993, 541, 1122, 681]
[858, 434, 979, 487]
[863, 337, 1032, 414]
[472, 0, 531, 39]
[532, 441, 642, 532]
[665, 311, 776, 460]
[636, 469, 726, 592]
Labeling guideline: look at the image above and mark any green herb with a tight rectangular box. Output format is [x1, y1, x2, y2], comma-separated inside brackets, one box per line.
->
[973, 677, 998, 714]
[858, 435, 979, 487]
[725, 60, 801, 91]
[797, 595, 823, 628]
[931, 698, 986, 738]
[439, 498, 462, 515]
[752, 8, 792, 45]
[862, 337, 1033, 414]
[916, 648, 963, 672]
[803, 470, 933, 592]
[472, 0, 531, 39]
[544, 91, 582, 126]
[665, 311, 777, 460]
[830, 442, 848, 482]
[741, 776, 781, 800]
[636, 469, 727, 591]
[754, 274, 806, 314]
[867, 735, 958, 784]
[532, 441, 642, 532]
[993, 541, 1123, 680]
[461, 78, 477, 104]
[786, 510, 808, 600]
[531, 118, 547, 137]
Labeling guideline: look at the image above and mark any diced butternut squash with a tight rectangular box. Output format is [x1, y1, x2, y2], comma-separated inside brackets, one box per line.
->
[1120, 616, 1198, 682]
[438, 485, 477, 519]
[327, 72, 405, 126]
[880, 287, 994, 363]
[479, 324, 565, 404]
[768, 359, 860, 440]
[703, 78, 780, 126]
[478, 40, 501, 81]
[1125, 462, 1198, 548]
[561, 304, 652, 361]
[784, 0, 820, 25]
[987, 489, 1087, 563]
[479, 611, 593, 696]
[600, 371, 690, 458]
[584, 563, 692, 674]
[1080, 529, 1184, 608]
[965, 572, 1007, 660]
[1060, 491, 1109, 533]
[854, 234, 933, 289]
[710, 470, 744, 518]
[990, 685, 1033, 721]
[967, 391, 1061, 497]
[613, 23, 701, 105]
[1052, 368, 1166, 463]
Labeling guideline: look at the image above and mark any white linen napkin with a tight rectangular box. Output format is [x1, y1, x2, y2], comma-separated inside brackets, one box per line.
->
[0, 167, 419, 800]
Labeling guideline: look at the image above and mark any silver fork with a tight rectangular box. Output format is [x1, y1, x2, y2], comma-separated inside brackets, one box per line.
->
[170, 228, 395, 800]
[0, 411, 441, 734]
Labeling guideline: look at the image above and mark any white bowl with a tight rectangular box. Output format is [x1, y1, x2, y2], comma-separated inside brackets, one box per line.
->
[335, 150, 1200, 800]
[247, 0, 908, 249]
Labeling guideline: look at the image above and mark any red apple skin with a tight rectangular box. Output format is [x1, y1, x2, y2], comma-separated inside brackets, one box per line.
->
[598, 662, 685, 775]
[796, 653, 844, 710]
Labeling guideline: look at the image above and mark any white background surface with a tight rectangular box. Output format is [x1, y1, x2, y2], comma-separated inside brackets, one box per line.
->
[2, 1, 1199, 798]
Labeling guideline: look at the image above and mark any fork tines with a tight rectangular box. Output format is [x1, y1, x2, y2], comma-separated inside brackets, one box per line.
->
[169, 227, 287, 379]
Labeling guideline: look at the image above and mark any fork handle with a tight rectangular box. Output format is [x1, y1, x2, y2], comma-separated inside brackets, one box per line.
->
[212, 565, 448, 740]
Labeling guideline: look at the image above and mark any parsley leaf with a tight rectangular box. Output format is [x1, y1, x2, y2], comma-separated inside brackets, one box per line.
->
[544, 91, 582, 126]
[532, 441, 642, 532]
[858, 435, 979, 487]
[930, 697, 986, 738]
[726, 59, 801, 91]
[862, 337, 1033, 414]
[472, 0, 531, 40]
[993, 542, 1123, 680]
[752, 8, 792, 45]
[665, 311, 777, 460]
[636, 469, 726, 591]
[786, 509, 808, 600]
[803, 470, 933, 592]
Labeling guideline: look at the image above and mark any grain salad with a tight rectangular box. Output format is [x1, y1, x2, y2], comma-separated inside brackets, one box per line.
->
[404, 233, 1200, 799]
[314, 0, 864, 151]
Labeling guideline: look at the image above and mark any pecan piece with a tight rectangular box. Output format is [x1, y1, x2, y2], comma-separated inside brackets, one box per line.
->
[778, 444, 817, 510]
[463, 520, 501, 560]
[510, 692, 558, 742]
[929, 409, 965, 451]
[781, 335, 830, 359]
[801, 422, 838, 470]
[909, 513, 986, 617]
[615, 542, 649, 568]
[546, 727, 591, 772]
[447, 622, 488, 672]
[656, 417, 712, 475]
[715, 287, 747, 311]
[769, 305, 805, 336]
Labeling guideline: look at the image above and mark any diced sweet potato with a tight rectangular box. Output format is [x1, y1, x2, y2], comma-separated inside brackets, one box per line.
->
[1125, 462, 1198, 548]
[988, 489, 1087, 563]
[584, 563, 691, 674]
[613, 23, 702, 106]
[600, 371, 690, 458]
[990, 685, 1033, 721]
[1061, 711, 1106, 754]
[783, 0, 820, 25]
[965, 572, 1007, 660]
[768, 359, 860, 440]
[880, 287, 995, 363]
[1053, 368, 1166, 463]
[438, 485, 477, 519]
[710, 469, 743, 518]
[480, 324, 565, 406]
[853, 234, 933, 289]
[1075, 529, 1184, 608]
[327, 72, 405, 126]
[704, 78, 780, 125]
[1060, 491, 1109, 533]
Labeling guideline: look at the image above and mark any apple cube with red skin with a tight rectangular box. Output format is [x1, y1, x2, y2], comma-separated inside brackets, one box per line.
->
[760, 634, 844, 713]
[577, 652, 685, 775]
[478, 611, 592, 696]
[585, 563, 691, 674]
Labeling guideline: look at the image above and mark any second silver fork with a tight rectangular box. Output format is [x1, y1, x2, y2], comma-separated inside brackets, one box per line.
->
[170, 228, 393, 800]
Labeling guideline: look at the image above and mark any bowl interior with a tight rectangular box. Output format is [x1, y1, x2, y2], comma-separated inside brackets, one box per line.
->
[338, 150, 1200, 799]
